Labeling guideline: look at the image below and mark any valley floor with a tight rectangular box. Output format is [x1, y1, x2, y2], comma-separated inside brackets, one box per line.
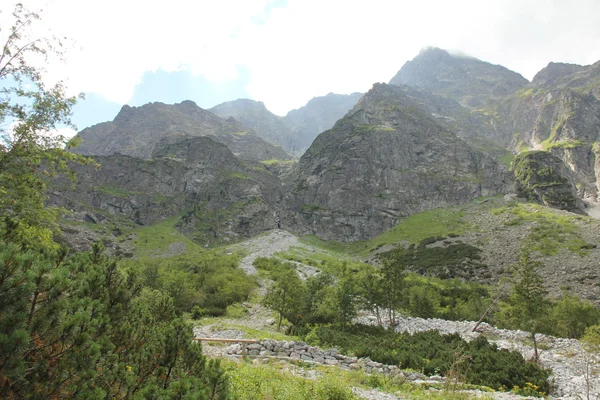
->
[192, 230, 600, 400]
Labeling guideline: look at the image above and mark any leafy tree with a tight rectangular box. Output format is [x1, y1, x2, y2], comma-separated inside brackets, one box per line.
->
[380, 258, 406, 325]
[0, 3, 90, 245]
[335, 269, 357, 327]
[302, 272, 337, 325]
[357, 268, 386, 326]
[408, 285, 438, 318]
[262, 269, 306, 331]
[497, 252, 549, 362]
[548, 292, 600, 339]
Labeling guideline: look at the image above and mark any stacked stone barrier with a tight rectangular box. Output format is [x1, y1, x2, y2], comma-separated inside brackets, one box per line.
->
[225, 339, 444, 382]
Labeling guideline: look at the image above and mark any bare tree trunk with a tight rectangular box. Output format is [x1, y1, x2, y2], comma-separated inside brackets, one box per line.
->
[472, 284, 508, 332]
[531, 331, 539, 364]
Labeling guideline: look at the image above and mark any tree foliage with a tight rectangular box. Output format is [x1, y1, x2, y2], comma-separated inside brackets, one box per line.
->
[0, 3, 91, 245]
[0, 230, 229, 399]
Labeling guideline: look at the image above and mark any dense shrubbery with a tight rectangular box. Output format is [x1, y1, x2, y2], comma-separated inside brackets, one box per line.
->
[124, 252, 257, 316]
[266, 252, 599, 340]
[0, 223, 229, 398]
[301, 325, 551, 395]
[379, 236, 487, 279]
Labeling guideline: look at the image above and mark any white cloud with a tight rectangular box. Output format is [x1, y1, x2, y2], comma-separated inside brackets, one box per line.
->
[6, 0, 600, 115]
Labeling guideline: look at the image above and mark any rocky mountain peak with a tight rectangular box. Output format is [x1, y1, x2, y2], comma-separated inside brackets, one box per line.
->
[73, 100, 292, 162]
[287, 83, 510, 241]
[390, 47, 528, 108]
[531, 62, 585, 87]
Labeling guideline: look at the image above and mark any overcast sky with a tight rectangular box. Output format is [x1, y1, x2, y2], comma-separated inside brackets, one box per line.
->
[4, 0, 600, 131]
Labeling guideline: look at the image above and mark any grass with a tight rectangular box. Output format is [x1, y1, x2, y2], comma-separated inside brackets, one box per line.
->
[260, 159, 297, 166]
[95, 185, 146, 197]
[120, 215, 205, 257]
[541, 139, 586, 151]
[301, 207, 468, 257]
[217, 170, 250, 180]
[491, 203, 592, 256]
[225, 360, 496, 400]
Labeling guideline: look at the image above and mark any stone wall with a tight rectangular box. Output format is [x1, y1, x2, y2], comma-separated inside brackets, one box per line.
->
[225, 339, 442, 382]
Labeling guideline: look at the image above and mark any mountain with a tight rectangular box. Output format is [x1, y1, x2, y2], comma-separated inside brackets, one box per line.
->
[282, 92, 362, 153]
[482, 61, 600, 200]
[73, 100, 292, 162]
[210, 99, 299, 155]
[390, 47, 528, 108]
[51, 135, 283, 250]
[284, 83, 510, 241]
[392, 47, 600, 206]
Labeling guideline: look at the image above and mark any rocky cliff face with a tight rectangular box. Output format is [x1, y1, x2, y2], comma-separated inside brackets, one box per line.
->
[282, 92, 362, 154]
[74, 100, 292, 162]
[390, 47, 528, 108]
[392, 48, 600, 206]
[284, 83, 510, 241]
[512, 151, 583, 213]
[52, 136, 284, 247]
[210, 99, 299, 155]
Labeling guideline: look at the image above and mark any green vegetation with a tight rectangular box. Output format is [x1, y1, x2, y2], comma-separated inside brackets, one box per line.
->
[301, 203, 325, 212]
[491, 203, 592, 255]
[301, 326, 550, 396]
[468, 138, 515, 168]
[122, 215, 205, 257]
[379, 236, 486, 279]
[301, 207, 469, 257]
[260, 159, 297, 166]
[217, 169, 250, 180]
[228, 361, 358, 399]
[0, 6, 92, 246]
[0, 8, 233, 396]
[361, 208, 468, 255]
[512, 151, 579, 211]
[95, 185, 146, 197]
[122, 251, 256, 316]
[355, 124, 397, 133]
[541, 139, 585, 151]
[183, 199, 262, 246]
[497, 152, 515, 168]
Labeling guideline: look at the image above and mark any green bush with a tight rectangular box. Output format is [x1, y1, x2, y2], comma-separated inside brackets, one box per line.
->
[302, 325, 550, 395]
[124, 252, 256, 315]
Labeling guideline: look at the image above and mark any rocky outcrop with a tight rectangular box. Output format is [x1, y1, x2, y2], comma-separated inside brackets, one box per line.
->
[391, 48, 600, 203]
[210, 99, 299, 155]
[285, 83, 510, 241]
[73, 100, 292, 162]
[511, 151, 583, 213]
[282, 92, 362, 154]
[51, 136, 284, 246]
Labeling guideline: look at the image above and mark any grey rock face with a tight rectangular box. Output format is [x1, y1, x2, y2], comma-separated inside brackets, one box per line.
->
[210, 99, 299, 155]
[282, 92, 362, 154]
[390, 47, 528, 108]
[74, 100, 292, 162]
[51, 136, 284, 246]
[512, 151, 584, 213]
[286, 83, 510, 241]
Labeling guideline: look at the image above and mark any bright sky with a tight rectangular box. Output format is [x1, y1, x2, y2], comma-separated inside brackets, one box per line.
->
[4, 0, 600, 130]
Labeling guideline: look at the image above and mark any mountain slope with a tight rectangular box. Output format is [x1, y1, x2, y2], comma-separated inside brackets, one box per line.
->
[73, 100, 292, 162]
[52, 135, 284, 248]
[282, 92, 362, 153]
[390, 47, 528, 108]
[210, 99, 299, 155]
[284, 83, 510, 241]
